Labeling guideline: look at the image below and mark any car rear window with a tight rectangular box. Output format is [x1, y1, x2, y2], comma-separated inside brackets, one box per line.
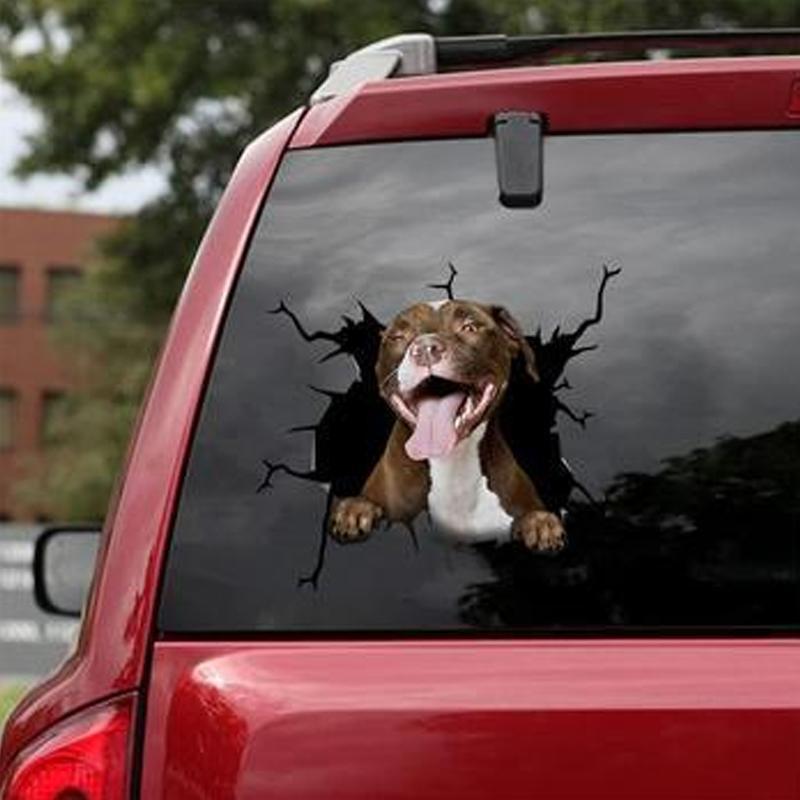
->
[158, 131, 800, 634]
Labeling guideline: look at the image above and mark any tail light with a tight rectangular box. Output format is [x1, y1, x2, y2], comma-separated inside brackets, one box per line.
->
[1, 695, 134, 800]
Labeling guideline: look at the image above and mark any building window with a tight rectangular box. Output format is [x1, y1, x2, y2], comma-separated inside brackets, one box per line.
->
[0, 389, 17, 450]
[0, 264, 20, 323]
[41, 391, 67, 446]
[46, 266, 82, 322]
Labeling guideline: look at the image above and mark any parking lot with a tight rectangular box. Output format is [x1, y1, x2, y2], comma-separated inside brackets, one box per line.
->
[0, 524, 78, 685]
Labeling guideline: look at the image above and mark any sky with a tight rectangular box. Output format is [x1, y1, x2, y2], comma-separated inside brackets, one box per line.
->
[0, 77, 166, 214]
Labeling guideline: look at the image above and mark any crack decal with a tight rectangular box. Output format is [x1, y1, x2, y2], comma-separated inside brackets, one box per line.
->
[260, 264, 619, 587]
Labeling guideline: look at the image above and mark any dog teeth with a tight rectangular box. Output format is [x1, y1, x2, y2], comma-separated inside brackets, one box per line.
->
[454, 395, 476, 433]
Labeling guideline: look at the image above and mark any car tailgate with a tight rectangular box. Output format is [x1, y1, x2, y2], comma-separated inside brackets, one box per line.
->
[138, 639, 800, 799]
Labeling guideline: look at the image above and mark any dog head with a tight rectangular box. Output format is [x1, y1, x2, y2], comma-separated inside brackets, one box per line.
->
[376, 300, 538, 461]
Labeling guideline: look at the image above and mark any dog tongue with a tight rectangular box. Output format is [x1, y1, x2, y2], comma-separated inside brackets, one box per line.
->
[405, 392, 466, 461]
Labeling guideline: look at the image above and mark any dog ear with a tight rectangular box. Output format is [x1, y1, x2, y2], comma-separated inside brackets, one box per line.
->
[491, 306, 539, 382]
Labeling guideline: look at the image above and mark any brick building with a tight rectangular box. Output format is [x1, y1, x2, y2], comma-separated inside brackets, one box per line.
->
[0, 208, 120, 520]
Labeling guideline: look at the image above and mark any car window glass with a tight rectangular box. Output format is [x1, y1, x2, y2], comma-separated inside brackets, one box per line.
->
[159, 132, 800, 633]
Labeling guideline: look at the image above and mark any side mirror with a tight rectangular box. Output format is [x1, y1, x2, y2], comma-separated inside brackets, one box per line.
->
[33, 527, 102, 617]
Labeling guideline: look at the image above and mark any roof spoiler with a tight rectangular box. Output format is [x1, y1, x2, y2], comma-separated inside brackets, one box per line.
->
[311, 28, 800, 104]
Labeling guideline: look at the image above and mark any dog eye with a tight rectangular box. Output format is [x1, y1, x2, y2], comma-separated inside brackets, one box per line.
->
[461, 320, 479, 333]
[386, 331, 407, 343]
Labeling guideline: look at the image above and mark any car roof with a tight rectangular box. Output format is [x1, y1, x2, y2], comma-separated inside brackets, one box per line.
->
[294, 54, 800, 147]
[311, 30, 800, 103]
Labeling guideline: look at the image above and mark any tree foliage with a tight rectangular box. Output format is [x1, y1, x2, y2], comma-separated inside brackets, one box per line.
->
[2, 0, 799, 519]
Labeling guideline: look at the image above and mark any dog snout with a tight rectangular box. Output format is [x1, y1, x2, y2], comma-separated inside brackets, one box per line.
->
[409, 334, 446, 367]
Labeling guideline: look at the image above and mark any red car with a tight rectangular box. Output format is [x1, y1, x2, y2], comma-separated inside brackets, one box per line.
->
[3, 30, 800, 799]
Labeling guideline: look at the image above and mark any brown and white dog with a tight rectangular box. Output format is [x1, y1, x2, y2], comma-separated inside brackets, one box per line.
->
[330, 299, 565, 551]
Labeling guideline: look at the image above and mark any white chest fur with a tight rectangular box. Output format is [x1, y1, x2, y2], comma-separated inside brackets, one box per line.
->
[427, 423, 513, 541]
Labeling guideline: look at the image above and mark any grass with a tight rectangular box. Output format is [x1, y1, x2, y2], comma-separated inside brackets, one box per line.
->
[0, 683, 29, 731]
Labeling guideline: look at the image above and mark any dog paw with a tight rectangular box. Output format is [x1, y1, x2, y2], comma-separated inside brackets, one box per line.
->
[330, 497, 384, 542]
[513, 510, 566, 552]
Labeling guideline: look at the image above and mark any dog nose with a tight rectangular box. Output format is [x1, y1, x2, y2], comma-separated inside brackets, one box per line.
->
[410, 334, 446, 366]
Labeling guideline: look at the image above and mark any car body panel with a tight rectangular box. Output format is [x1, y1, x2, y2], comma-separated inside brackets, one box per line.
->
[4, 51, 800, 796]
[0, 108, 305, 774]
[292, 57, 800, 147]
[140, 639, 800, 798]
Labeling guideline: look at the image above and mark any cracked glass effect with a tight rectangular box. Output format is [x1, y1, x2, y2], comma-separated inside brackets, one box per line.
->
[159, 132, 800, 633]
[260, 264, 617, 587]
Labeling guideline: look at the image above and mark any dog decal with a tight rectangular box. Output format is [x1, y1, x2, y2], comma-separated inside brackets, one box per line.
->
[260, 264, 619, 587]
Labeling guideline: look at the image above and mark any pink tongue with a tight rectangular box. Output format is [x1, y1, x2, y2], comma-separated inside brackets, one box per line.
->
[405, 392, 466, 461]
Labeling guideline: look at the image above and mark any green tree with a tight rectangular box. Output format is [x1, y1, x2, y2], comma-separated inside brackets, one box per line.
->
[2, 0, 799, 519]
